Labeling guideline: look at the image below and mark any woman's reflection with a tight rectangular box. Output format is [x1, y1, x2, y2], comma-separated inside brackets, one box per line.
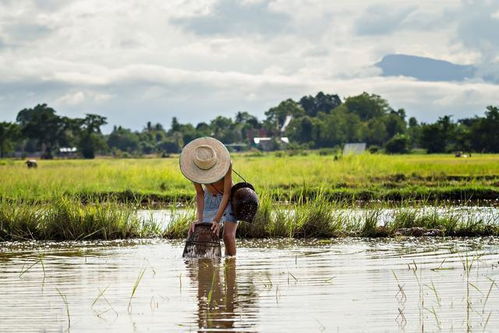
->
[186, 257, 256, 331]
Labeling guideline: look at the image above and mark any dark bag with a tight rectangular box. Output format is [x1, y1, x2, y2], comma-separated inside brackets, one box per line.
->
[230, 182, 259, 223]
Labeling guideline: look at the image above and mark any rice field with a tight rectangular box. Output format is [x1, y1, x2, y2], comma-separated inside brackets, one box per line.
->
[0, 153, 497, 241]
[1, 153, 498, 203]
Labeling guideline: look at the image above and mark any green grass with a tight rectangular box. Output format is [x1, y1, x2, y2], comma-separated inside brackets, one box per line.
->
[0, 198, 160, 241]
[0, 153, 498, 203]
[0, 194, 496, 241]
[165, 195, 499, 239]
[0, 153, 498, 241]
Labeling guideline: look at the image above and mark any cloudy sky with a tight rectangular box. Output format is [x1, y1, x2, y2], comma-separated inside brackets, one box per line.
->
[0, 0, 498, 131]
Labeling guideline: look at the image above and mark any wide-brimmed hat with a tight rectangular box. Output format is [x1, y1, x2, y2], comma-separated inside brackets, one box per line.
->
[179, 137, 231, 184]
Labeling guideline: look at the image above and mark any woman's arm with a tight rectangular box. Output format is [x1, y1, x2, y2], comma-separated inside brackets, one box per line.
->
[210, 165, 232, 233]
[189, 182, 204, 235]
[194, 182, 204, 221]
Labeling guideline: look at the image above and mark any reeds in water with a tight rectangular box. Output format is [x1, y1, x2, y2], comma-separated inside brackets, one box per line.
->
[1, 194, 497, 241]
[0, 197, 160, 241]
[164, 195, 499, 239]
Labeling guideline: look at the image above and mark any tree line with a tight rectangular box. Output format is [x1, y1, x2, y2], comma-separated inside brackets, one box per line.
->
[0, 91, 498, 158]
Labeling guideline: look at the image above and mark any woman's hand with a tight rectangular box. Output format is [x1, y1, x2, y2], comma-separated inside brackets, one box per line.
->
[210, 220, 221, 235]
[188, 220, 200, 236]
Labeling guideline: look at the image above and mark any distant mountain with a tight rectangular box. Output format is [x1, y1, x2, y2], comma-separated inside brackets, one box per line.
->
[376, 54, 476, 82]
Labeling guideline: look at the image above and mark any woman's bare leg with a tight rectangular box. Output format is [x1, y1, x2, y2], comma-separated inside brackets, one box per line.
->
[223, 222, 238, 256]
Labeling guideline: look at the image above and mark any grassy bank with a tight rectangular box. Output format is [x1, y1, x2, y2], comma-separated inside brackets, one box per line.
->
[164, 194, 499, 239]
[0, 196, 497, 241]
[1, 153, 498, 204]
[0, 199, 160, 241]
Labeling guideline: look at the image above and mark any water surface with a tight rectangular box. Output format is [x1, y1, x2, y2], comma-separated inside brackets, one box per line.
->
[1, 238, 499, 332]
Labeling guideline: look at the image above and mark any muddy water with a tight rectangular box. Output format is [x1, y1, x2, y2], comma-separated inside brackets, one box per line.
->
[1, 238, 499, 332]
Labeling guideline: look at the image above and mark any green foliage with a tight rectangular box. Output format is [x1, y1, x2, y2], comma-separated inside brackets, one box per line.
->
[0, 122, 20, 157]
[419, 116, 456, 153]
[78, 114, 108, 159]
[284, 92, 408, 149]
[299, 92, 341, 117]
[158, 194, 499, 239]
[368, 145, 380, 154]
[469, 106, 499, 153]
[108, 126, 140, 154]
[385, 134, 411, 154]
[3, 95, 499, 157]
[0, 198, 160, 241]
[16, 104, 65, 158]
[265, 99, 304, 133]
[343, 92, 391, 121]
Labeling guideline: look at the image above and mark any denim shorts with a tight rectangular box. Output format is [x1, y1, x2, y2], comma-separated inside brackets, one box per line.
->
[202, 189, 237, 223]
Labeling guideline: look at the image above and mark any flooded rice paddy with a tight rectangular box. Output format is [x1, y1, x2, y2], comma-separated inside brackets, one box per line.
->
[1, 237, 499, 332]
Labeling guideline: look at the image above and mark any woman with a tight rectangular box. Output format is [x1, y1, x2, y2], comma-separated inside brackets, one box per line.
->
[179, 137, 238, 256]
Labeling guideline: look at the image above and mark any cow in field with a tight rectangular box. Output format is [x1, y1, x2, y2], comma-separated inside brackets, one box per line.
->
[25, 160, 38, 168]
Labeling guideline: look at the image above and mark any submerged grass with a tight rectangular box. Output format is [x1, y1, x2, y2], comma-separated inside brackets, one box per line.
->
[165, 195, 499, 239]
[0, 198, 160, 241]
[0, 190, 497, 241]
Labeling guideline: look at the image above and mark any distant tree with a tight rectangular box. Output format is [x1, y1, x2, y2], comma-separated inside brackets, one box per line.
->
[385, 134, 410, 154]
[408, 117, 418, 127]
[78, 114, 107, 159]
[299, 92, 342, 117]
[469, 106, 499, 152]
[235, 111, 259, 127]
[107, 126, 140, 153]
[366, 118, 388, 146]
[419, 116, 456, 153]
[407, 117, 421, 147]
[265, 99, 304, 134]
[234, 111, 261, 142]
[316, 106, 363, 147]
[158, 138, 181, 154]
[343, 92, 392, 121]
[210, 116, 237, 143]
[384, 110, 406, 138]
[166, 118, 204, 145]
[286, 116, 317, 146]
[154, 123, 165, 131]
[195, 122, 212, 137]
[0, 122, 20, 157]
[171, 117, 181, 132]
[178, 123, 198, 145]
[16, 104, 65, 158]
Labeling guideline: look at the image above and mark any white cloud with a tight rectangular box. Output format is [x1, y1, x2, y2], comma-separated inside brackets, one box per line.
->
[0, 0, 497, 130]
[54, 91, 113, 106]
[55, 91, 86, 105]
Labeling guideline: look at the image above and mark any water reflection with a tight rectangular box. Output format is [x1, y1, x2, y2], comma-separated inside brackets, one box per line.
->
[186, 257, 258, 332]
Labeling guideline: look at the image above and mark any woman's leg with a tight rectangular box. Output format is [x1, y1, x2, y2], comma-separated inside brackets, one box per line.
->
[223, 222, 238, 256]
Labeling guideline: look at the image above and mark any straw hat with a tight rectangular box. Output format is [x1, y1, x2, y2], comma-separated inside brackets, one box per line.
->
[179, 137, 231, 184]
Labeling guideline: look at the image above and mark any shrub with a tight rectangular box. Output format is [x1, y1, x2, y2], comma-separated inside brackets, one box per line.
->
[385, 134, 410, 154]
[368, 145, 380, 154]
